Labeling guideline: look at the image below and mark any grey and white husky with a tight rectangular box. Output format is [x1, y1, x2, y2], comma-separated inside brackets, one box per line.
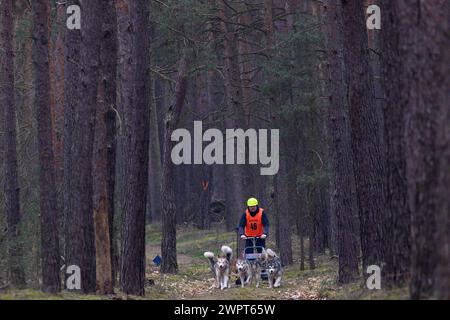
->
[264, 248, 282, 288]
[235, 258, 262, 288]
[204, 245, 233, 290]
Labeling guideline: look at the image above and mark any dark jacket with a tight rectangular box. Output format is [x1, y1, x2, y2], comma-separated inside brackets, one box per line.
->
[238, 207, 269, 236]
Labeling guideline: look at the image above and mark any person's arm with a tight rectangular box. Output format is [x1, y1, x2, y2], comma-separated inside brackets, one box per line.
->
[238, 213, 247, 236]
[262, 212, 269, 236]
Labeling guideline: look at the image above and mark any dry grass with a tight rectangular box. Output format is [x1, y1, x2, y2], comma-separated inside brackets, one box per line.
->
[0, 224, 409, 300]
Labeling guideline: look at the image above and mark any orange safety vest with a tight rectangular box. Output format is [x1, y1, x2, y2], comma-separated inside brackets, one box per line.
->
[244, 208, 264, 237]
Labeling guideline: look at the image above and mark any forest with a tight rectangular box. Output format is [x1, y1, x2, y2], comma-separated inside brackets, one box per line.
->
[0, 0, 448, 301]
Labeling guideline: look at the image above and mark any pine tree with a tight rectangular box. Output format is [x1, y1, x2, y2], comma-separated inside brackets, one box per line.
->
[31, 0, 61, 293]
[118, 0, 151, 294]
[0, 0, 26, 288]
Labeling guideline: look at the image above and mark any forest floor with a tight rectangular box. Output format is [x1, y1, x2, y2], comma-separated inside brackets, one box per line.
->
[0, 223, 409, 300]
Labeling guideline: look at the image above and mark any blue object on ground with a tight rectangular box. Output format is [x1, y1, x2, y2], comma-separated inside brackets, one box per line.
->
[153, 255, 162, 266]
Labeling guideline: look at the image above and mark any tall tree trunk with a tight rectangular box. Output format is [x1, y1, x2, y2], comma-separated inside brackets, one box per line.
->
[328, 180, 338, 257]
[322, 0, 359, 284]
[117, 0, 151, 295]
[93, 82, 113, 295]
[199, 166, 212, 230]
[298, 217, 305, 271]
[161, 54, 189, 274]
[103, 0, 118, 289]
[50, 2, 65, 198]
[31, 0, 61, 293]
[237, 6, 257, 199]
[148, 78, 163, 223]
[0, 0, 26, 288]
[92, 0, 117, 295]
[219, 1, 246, 232]
[274, 160, 293, 266]
[71, 0, 104, 293]
[265, 0, 293, 266]
[63, 0, 81, 288]
[395, 0, 449, 299]
[313, 187, 327, 254]
[194, 71, 212, 230]
[341, 0, 386, 272]
[379, 0, 411, 287]
[436, 65, 450, 300]
[106, 108, 117, 287]
[304, 189, 315, 270]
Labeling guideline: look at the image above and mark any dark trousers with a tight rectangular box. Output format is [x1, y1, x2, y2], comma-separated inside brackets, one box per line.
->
[244, 238, 266, 254]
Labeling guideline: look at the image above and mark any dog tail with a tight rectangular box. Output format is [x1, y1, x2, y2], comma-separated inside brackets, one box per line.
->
[261, 248, 268, 261]
[266, 248, 278, 258]
[204, 252, 215, 272]
[221, 245, 233, 262]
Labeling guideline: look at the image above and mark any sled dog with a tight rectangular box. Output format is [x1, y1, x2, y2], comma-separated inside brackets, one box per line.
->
[235, 257, 262, 288]
[264, 248, 282, 288]
[204, 245, 233, 290]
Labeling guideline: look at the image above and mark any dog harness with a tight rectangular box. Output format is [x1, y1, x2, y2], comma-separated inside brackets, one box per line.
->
[244, 208, 264, 237]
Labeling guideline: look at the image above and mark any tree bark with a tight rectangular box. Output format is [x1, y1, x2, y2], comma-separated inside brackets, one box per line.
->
[219, 1, 246, 232]
[93, 81, 113, 295]
[237, 6, 258, 199]
[436, 65, 450, 300]
[70, 0, 104, 293]
[0, 0, 26, 288]
[322, 0, 359, 284]
[104, 0, 118, 289]
[194, 71, 212, 230]
[63, 0, 81, 292]
[308, 201, 315, 270]
[147, 78, 163, 223]
[341, 0, 386, 272]
[395, 0, 449, 299]
[49, 2, 65, 196]
[161, 54, 189, 274]
[298, 217, 305, 271]
[274, 160, 293, 266]
[31, 0, 61, 293]
[92, 0, 117, 295]
[117, 0, 151, 295]
[379, 0, 411, 287]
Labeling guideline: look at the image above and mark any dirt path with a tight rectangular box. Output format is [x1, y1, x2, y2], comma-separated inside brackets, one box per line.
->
[143, 226, 334, 300]
[144, 259, 326, 300]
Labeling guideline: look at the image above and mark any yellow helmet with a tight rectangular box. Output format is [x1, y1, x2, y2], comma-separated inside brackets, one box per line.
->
[247, 197, 259, 207]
